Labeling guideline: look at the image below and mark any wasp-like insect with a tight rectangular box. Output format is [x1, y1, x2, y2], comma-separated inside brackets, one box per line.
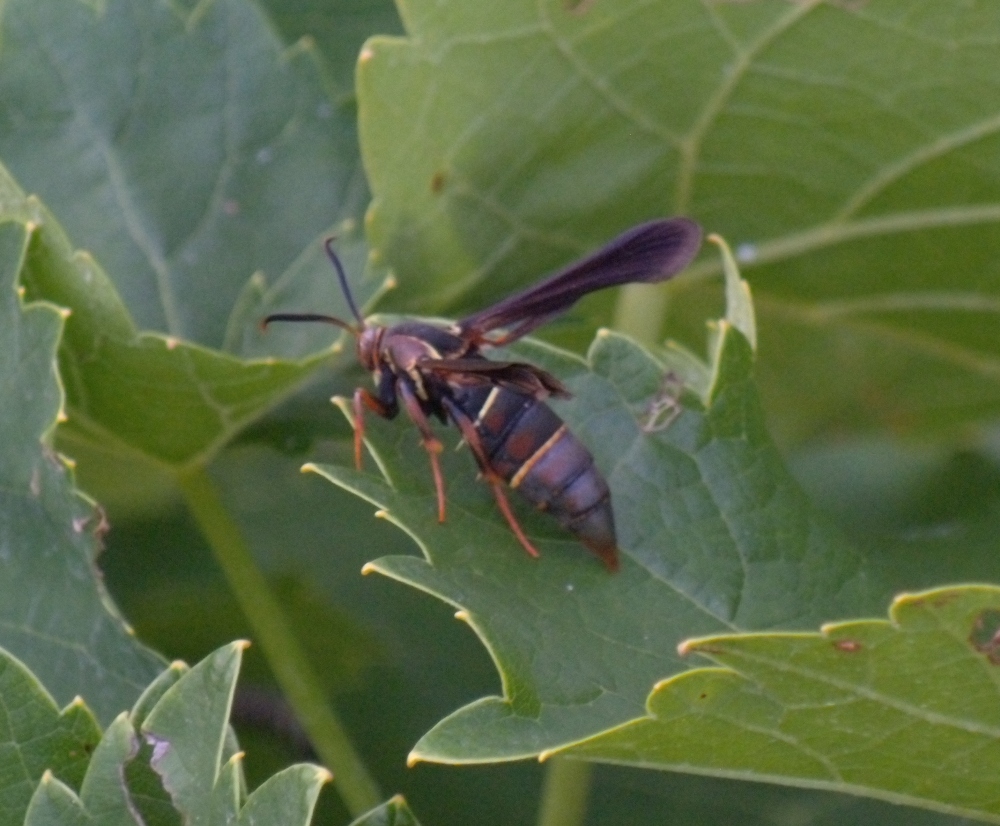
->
[264, 218, 702, 571]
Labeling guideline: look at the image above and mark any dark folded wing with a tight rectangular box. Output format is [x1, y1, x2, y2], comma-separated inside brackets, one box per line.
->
[458, 217, 702, 341]
[421, 358, 571, 398]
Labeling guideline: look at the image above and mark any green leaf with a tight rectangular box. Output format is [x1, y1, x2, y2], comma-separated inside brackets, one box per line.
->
[357, 1, 1000, 436]
[101, 442, 548, 824]
[350, 795, 422, 826]
[787, 436, 1000, 598]
[129, 662, 187, 731]
[141, 642, 247, 816]
[0, 0, 387, 506]
[0, 214, 163, 722]
[714, 234, 757, 353]
[0, 158, 336, 521]
[23, 774, 92, 826]
[560, 585, 1000, 823]
[0, 0, 368, 351]
[0, 141, 327, 476]
[139, 643, 329, 825]
[260, 0, 403, 101]
[74, 717, 143, 822]
[18, 646, 329, 825]
[0, 648, 102, 825]
[33, 715, 146, 826]
[0, 158, 333, 519]
[0, 2, 390, 809]
[312, 300, 886, 761]
[237, 763, 331, 826]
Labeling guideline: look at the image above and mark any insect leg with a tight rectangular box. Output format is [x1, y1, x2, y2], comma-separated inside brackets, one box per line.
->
[441, 397, 541, 559]
[353, 383, 397, 470]
[395, 378, 447, 523]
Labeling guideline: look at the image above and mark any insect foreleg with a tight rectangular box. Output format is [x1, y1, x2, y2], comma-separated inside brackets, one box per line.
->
[395, 377, 447, 523]
[353, 371, 398, 470]
[441, 397, 540, 560]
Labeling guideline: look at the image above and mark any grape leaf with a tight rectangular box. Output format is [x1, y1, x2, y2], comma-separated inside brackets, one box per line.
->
[357, 0, 1000, 437]
[0, 0, 381, 506]
[260, 0, 403, 100]
[0, 165, 325, 510]
[0, 648, 102, 825]
[23, 716, 147, 826]
[20, 644, 328, 826]
[312, 273, 887, 760]
[0, 0, 369, 351]
[350, 795, 422, 826]
[0, 214, 163, 723]
[141, 643, 328, 824]
[560, 585, 1000, 823]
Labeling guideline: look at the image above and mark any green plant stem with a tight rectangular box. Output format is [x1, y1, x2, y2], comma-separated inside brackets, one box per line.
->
[537, 758, 592, 826]
[612, 282, 669, 344]
[176, 465, 381, 817]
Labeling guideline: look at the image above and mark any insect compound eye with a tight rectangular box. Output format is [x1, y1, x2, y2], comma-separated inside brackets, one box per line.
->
[357, 327, 380, 370]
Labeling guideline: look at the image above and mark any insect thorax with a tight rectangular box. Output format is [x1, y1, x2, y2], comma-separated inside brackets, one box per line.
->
[384, 321, 467, 358]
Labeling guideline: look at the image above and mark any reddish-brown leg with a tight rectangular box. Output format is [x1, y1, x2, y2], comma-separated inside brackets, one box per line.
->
[442, 397, 540, 559]
[353, 387, 393, 470]
[485, 479, 540, 558]
[395, 380, 447, 523]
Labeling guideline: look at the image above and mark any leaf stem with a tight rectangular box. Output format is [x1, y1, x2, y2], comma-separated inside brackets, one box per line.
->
[612, 282, 670, 344]
[536, 758, 593, 826]
[176, 465, 382, 816]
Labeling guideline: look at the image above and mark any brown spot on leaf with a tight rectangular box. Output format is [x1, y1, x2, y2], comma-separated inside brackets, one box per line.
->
[430, 171, 446, 193]
[970, 609, 1000, 664]
[928, 592, 961, 608]
[833, 639, 862, 653]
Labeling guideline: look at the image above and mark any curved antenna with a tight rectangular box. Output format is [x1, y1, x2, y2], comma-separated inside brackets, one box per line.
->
[260, 312, 357, 335]
[260, 238, 366, 335]
[324, 237, 364, 325]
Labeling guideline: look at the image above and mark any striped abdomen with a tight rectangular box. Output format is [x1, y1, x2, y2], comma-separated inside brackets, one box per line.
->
[451, 385, 619, 570]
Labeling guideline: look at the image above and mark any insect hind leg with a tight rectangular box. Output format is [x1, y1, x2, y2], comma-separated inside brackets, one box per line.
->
[441, 397, 540, 560]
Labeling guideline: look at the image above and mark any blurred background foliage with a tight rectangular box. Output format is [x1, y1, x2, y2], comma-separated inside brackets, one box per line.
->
[3, 0, 1000, 823]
